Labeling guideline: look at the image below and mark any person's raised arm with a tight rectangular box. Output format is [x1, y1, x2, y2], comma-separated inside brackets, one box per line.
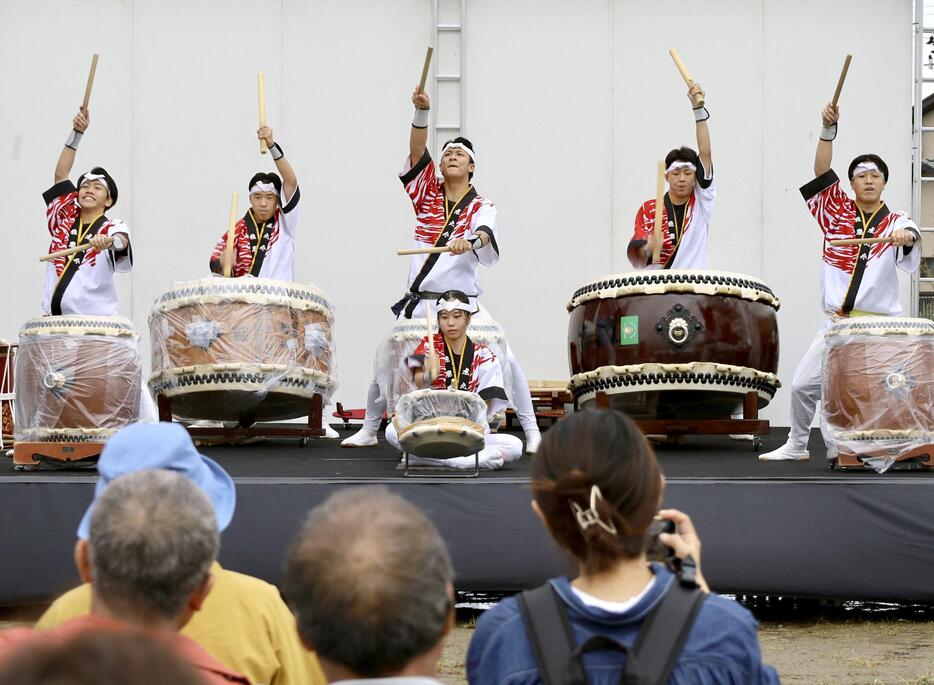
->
[689, 84, 712, 173]
[814, 103, 838, 177]
[55, 109, 88, 183]
[258, 126, 297, 200]
[410, 88, 430, 166]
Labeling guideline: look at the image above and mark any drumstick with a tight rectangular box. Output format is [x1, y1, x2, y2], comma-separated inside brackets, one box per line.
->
[829, 236, 895, 247]
[831, 54, 852, 107]
[397, 246, 452, 256]
[418, 46, 434, 93]
[223, 192, 239, 278]
[82, 53, 99, 110]
[669, 48, 703, 107]
[258, 71, 268, 154]
[652, 161, 665, 264]
[39, 243, 92, 262]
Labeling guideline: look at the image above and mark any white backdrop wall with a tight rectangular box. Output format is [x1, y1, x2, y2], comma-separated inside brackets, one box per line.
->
[0, 0, 913, 425]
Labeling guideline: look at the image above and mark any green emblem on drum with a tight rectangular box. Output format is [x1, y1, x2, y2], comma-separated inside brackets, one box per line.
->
[620, 316, 639, 345]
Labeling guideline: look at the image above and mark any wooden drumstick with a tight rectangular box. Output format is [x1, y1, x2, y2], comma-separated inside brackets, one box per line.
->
[831, 54, 852, 107]
[829, 236, 895, 247]
[652, 161, 666, 264]
[258, 71, 268, 155]
[223, 192, 239, 278]
[397, 245, 452, 256]
[669, 48, 703, 107]
[39, 243, 92, 262]
[418, 46, 434, 93]
[82, 53, 99, 110]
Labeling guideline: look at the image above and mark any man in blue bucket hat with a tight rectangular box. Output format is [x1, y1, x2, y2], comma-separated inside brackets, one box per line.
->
[37, 422, 325, 685]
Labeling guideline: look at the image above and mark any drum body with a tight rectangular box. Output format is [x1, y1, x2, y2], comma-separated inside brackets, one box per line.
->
[14, 317, 142, 442]
[149, 277, 338, 422]
[1, 340, 16, 445]
[393, 388, 486, 458]
[822, 317, 934, 465]
[567, 270, 781, 418]
[376, 312, 510, 415]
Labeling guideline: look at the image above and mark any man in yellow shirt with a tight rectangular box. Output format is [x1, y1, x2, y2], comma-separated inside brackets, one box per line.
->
[36, 422, 325, 685]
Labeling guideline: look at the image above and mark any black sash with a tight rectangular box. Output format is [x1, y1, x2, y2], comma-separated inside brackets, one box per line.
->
[840, 204, 889, 314]
[661, 194, 687, 270]
[392, 186, 477, 318]
[245, 211, 274, 277]
[444, 337, 475, 391]
[50, 215, 108, 316]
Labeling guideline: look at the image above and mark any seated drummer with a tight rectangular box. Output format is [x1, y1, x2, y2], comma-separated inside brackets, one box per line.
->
[209, 123, 299, 280]
[386, 290, 523, 470]
[43, 107, 131, 316]
[627, 83, 715, 269]
[760, 102, 920, 462]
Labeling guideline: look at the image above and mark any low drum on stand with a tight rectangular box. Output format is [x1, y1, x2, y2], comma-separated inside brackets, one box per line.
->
[393, 388, 487, 458]
[567, 270, 781, 425]
[822, 317, 934, 471]
[149, 277, 338, 424]
[13, 316, 143, 467]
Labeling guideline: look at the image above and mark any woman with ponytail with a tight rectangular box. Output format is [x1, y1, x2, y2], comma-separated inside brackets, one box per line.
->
[466, 409, 778, 684]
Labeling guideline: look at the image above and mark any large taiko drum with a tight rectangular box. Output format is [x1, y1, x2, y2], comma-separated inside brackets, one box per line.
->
[1, 339, 16, 446]
[376, 313, 511, 414]
[822, 317, 934, 465]
[148, 277, 338, 423]
[393, 388, 487, 458]
[14, 316, 142, 443]
[567, 270, 781, 418]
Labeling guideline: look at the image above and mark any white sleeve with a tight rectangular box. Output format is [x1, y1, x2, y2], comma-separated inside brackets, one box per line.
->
[894, 214, 922, 274]
[279, 185, 301, 238]
[694, 163, 716, 221]
[109, 220, 133, 273]
[469, 202, 500, 267]
[475, 350, 508, 417]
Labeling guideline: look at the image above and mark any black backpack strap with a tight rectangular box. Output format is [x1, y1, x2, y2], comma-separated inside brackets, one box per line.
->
[517, 583, 589, 685]
[621, 570, 706, 685]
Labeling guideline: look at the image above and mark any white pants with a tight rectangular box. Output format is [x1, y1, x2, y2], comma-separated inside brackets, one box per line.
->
[386, 421, 523, 469]
[785, 319, 833, 451]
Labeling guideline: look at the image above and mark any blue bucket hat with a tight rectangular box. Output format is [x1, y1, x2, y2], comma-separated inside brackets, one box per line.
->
[77, 422, 236, 540]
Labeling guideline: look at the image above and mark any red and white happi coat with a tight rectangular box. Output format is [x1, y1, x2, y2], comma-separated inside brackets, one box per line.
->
[800, 169, 919, 317]
[395, 150, 500, 319]
[209, 187, 300, 281]
[42, 180, 132, 316]
[628, 162, 716, 270]
[409, 333, 509, 415]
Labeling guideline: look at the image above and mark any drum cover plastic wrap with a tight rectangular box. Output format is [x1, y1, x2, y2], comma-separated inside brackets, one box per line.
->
[821, 317, 934, 473]
[393, 388, 487, 458]
[14, 316, 142, 442]
[148, 276, 338, 422]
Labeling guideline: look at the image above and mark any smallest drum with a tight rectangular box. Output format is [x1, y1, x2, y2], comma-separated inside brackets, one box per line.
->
[393, 388, 487, 459]
[149, 277, 338, 423]
[822, 317, 934, 467]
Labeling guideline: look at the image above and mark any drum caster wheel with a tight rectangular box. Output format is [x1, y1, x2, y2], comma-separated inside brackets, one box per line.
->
[752, 436, 762, 452]
[299, 438, 310, 448]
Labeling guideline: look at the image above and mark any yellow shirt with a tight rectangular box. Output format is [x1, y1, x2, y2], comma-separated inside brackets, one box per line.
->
[36, 562, 325, 685]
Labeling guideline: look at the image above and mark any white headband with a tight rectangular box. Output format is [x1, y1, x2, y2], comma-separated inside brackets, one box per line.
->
[852, 162, 882, 177]
[436, 298, 473, 314]
[79, 173, 110, 197]
[666, 161, 696, 173]
[441, 142, 476, 163]
[250, 182, 277, 194]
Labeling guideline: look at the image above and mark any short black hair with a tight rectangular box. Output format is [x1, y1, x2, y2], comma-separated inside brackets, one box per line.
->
[664, 147, 700, 171]
[248, 172, 283, 195]
[78, 167, 118, 208]
[848, 154, 889, 183]
[437, 289, 470, 306]
[442, 137, 475, 180]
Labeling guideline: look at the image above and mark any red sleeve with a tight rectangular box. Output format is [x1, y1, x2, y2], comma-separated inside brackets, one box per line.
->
[43, 180, 79, 243]
[208, 221, 251, 276]
[799, 169, 851, 235]
[399, 150, 439, 214]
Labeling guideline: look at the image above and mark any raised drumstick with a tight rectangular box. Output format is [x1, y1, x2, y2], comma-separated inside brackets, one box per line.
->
[652, 161, 666, 264]
[258, 71, 268, 154]
[39, 243, 92, 263]
[223, 193, 239, 278]
[397, 245, 452, 256]
[669, 48, 704, 107]
[82, 54, 99, 110]
[829, 236, 894, 247]
[831, 54, 852, 107]
[418, 46, 434, 93]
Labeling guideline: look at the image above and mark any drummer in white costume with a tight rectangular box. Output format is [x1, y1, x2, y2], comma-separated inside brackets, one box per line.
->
[760, 102, 920, 461]
[342, 87, 542, 452]
[627, 83, 714, 270]
[385, 291, 523, 470]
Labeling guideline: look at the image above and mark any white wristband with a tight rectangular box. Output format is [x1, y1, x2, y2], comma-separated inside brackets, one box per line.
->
[820, 123, 837, 142]
[422, 368, 432, 385]
[65, 129, 83, 150]
[269, 142, 284, 160]
[412, 107, 430, 129]
[693, 106, 710, 123]
[111, 234, 127, 251]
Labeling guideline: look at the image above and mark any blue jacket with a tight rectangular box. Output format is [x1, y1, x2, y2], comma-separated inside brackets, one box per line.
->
[467, 564, 780, 684]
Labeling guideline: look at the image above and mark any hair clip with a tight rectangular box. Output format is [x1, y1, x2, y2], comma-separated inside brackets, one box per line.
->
[570, 485, 618, 535]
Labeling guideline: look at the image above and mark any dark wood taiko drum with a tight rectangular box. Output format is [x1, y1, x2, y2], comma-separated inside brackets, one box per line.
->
[567, 270, 781, 419]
